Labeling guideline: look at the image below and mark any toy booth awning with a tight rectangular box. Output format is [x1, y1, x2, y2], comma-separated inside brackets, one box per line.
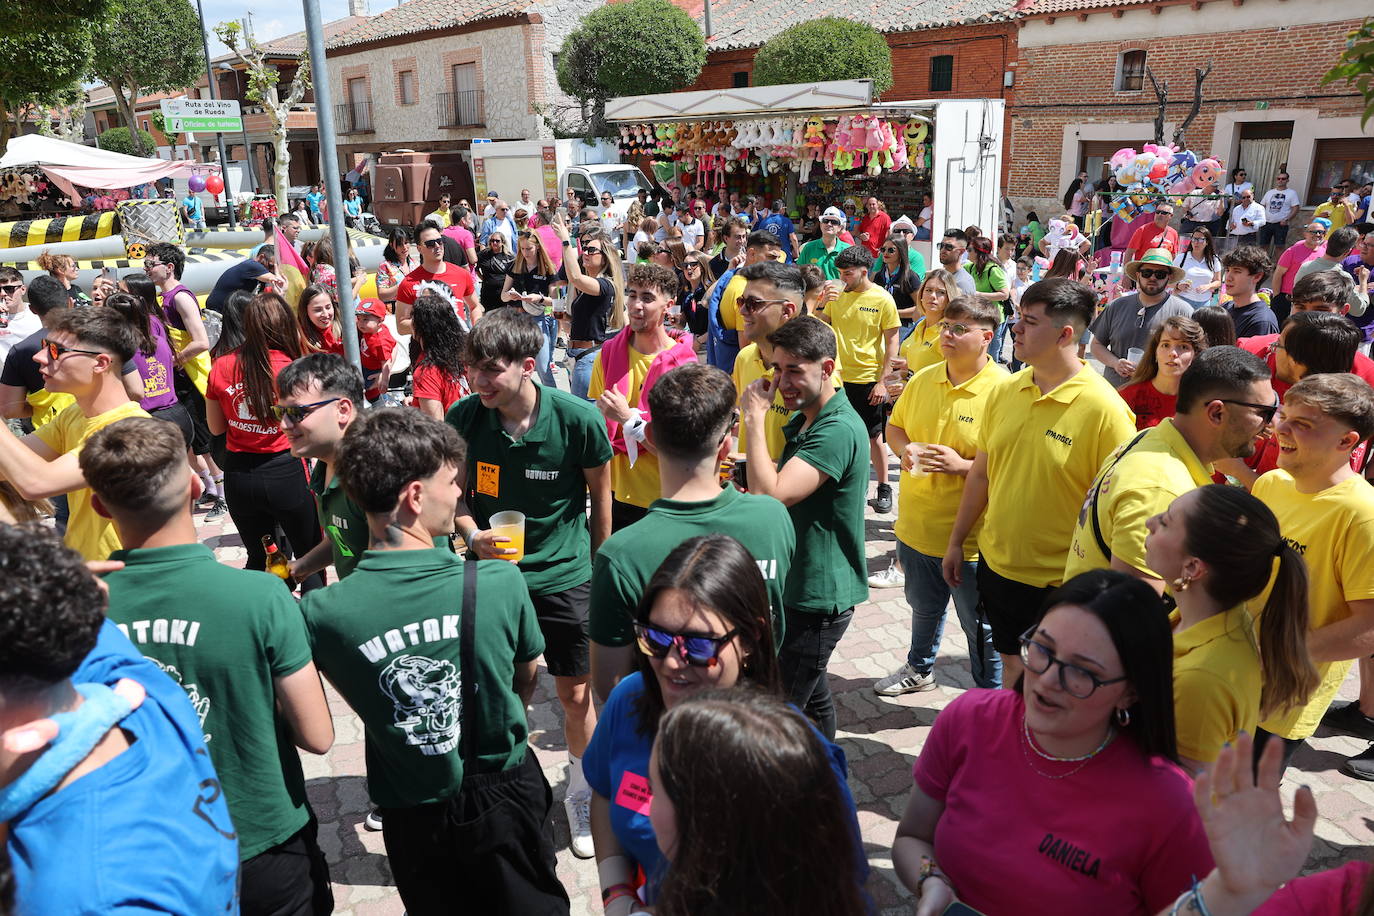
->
[0, 135, 212, 192]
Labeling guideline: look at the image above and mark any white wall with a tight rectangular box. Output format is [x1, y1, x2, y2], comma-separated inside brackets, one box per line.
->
[1020, 0, 1355, 47]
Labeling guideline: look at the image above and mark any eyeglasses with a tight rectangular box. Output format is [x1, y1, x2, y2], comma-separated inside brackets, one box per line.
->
[938, 242, 960, 251]
[1306, 229, 1327, 237]
[42, 340, 103, 361]
[1190, 236, 1208, 242]
[881, 247, 899, 254]
[1156, 211, 1174, 217]
[143, 259, 164, 268]
[0, 284, 22, 294]
[1136, 268, 1172, 280]
[270, 397, 341, 424]
[634, 621, 740, 668]
[1019, 629, 1127, 699]
[892, 228, 914, 235]
[422, 238, 445, 248]
[1217, 396, 1280, 425]
[821, 218, 842, 226]
[737, 294, 791, 314]
[937, 321, 976, 336]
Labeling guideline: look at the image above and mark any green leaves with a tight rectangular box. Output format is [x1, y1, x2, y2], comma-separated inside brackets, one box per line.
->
[97, 126, 159, 156]
[752, 18, 894, 96]
[558, 0, 706, 101]
[1322, 18, 1374, 129]
[88, 0, 205, 95]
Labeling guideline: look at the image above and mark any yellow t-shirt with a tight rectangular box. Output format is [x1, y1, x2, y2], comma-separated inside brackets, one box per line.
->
[890, 359, 1007, 560]
[34, 399, 149, 561]
[1313, 200, 1353, 233]
[719, 274, 745, 332]
[590, 345, 660, 509]
[1171, 607, 1262, 765]
[899, 319, 944, 378]
[733, 342, 843, 461]
[977, 365, 1136, 588]
[1065, 418, 1214, 581]
[829, 286, 900, 384]
[1255, 471, 1374, 740]
[26, 390, 76, 430]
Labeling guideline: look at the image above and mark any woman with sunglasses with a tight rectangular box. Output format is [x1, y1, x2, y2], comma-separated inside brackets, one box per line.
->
[376, 227, 418, 308]
[1143, 485, 1316, 773]
[1175, 227, 1223, 308]
[584, 535, 861, 914]
[677, 251, 714, 336]
[205, 292, 324, 589]
[874, 237, 922, 335]
[1117, 316, 1207, 429]
[553, 218, 625, 398]
[894, 569, 1212, 916]
[476, 233, 515, 315]
[295, 283, 344, 355]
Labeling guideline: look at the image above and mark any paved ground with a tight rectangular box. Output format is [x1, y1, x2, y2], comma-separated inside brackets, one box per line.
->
[195, 469, 1374, 915]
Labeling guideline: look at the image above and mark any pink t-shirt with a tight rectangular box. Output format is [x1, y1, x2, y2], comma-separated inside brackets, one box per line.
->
[1276, 241, 1326, 294]
[1253, 861, 1372, 915]
[913, 690, 1212, 916]
[442, 224, 475, 254]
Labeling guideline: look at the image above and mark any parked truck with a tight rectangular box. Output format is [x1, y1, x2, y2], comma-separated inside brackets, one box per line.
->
[467, 139, 650, 223]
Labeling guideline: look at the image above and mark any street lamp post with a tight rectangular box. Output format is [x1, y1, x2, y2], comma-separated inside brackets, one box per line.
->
[194, 0, 237, 228]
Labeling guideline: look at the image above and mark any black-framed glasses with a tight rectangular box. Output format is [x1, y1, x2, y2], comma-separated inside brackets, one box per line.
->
[1019, 628, 1127, 699]
[634, 621, 740, 668]
[1155, 211, 1174, 217]
[881, 246, 899, 254]
[271, 397, 341, 424]
[42, 340, 103, 361]
[422, 238, 445, 248]
[737, 294, 791, 314]
[821, 218, 842, 226]
[1218, 396, 1280, 425]
[892, 227, 914, 236]
[1306, 228, 1327, 237]
[0, 284, 22, 294]
[1136, 268, 1172, 280]
[937, 321, 976, 336]
[938, 242, 959, 251]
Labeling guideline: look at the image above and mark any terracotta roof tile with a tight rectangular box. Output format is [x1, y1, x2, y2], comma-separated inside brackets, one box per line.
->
[327, 0, 531, 49]
[1011, 0, 1161, 15]
[704, 0, 1015, 50]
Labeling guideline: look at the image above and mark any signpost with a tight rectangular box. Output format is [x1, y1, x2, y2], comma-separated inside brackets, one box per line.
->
[160, 99, 244, 133]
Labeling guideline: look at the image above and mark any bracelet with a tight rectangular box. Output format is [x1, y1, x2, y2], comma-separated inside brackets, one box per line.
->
[1168, 878, 1213, 916]
[601, 883, 637, 906]
[916, 855, 948, 897]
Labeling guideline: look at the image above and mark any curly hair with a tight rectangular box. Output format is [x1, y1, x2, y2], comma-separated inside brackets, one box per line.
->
[412, 292, 469, 378]
[0, 524, 106, 695]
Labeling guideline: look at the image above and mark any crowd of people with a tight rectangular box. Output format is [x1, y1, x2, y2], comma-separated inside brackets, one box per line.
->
[1, 175, 1374, 916]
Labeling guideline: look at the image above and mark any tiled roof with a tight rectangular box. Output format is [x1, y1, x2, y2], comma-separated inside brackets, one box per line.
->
[327, 0, 532, 49]
[703, 0, 1016, 50]
[1010, 0, 1166, 15]
[258, 15, 371, 54]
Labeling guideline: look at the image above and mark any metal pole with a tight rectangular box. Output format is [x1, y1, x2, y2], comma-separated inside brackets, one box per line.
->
[218, 65, 259, 192]
[195, 0, 237, 228]
[702, 0, 712, 39]
[303, 0, 362, 375]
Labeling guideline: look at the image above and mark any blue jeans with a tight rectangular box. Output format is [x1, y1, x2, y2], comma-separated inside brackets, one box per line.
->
[897, 541, 1001, 689]
[988, 319, 1012, 363]
[535, 315, 557, 387]
[568, 347, 599, 400]
[779, 606, 854, 740]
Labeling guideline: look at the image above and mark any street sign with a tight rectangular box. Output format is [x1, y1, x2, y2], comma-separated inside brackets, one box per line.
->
[160, 98, 243, 133]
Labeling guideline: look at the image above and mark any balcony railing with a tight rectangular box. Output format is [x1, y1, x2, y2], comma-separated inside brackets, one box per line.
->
[438, 90, 484, 128]
[335, 101, 374, 135]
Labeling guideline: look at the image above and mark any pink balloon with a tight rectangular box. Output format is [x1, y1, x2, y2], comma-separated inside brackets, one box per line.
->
[205, 175, 225, 194]
[187, 175, 206, 192]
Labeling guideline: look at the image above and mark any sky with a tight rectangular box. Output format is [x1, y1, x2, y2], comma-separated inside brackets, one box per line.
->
[198, 0, 359, 54]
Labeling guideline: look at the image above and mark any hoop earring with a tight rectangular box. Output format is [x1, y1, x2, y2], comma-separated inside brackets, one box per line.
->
[1116, 707, 1131, 727]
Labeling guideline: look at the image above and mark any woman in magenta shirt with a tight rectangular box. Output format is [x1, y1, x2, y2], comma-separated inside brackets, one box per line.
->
[894, 569, 1212, 915]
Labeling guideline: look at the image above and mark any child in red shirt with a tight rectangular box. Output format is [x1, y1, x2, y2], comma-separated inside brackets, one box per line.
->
[355, 298, 397, 400]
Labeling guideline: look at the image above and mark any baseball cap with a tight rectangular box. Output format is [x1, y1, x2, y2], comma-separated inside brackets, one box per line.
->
[356, 298, 387, 319]
[487, 191, 499, 199]
[821, 206, 846, 223]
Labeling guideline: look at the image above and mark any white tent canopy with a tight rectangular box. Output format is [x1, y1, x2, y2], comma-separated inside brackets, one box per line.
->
[0, 134, 212, 190]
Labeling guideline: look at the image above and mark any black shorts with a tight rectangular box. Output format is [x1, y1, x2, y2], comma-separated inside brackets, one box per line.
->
[530, 581, 591, 678]
[976, 563, 1056, 656]
[239, 818, 333, 916]
[148, 401, 194, 450]
[610, 498, 648, 533]
[174, 369, 213, 455]
[843, 382, 886, 438]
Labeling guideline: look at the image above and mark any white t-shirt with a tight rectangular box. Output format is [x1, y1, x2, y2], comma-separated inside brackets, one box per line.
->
[1229, 202, 1266, 236]
[1261, 188, 1301, 224]
[1225, 181, 1253, 198]
[0, 309, 41, 363]
[678, 219, 705, 250]
[1175, 250, 1219, 303]
[918, 205, 933, 227]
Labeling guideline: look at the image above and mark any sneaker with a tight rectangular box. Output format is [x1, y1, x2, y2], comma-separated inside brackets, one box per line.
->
[364, 809, 383, 831]
[868, 562, 905, 588]
[197, 489, 218, 508]
[1321, 700, 1374, 740]
[203, 497, 228, 522]
[873, 663, 937, 696]
[1342, 744, 1374, 781]
[564, 788, 594, 859]
[869, 482, 894, 514]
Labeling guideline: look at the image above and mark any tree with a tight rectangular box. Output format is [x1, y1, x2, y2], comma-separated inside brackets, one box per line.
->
[215, 20, 311, 212]
[38, 87, 89, 145]
[1145, 62, 1213, 148]
[1323, 17, 1374, 130]
[87, 0, 205, 157]
[553, 0, 705, 137]
[0, 29, 93, 148]
[98, 126, 158, 156]
[752, 18, 893, 97]
[6, 0, 115, 39]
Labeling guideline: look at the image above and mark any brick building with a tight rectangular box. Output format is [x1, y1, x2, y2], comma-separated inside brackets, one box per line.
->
[1008, 0, 1372, 224]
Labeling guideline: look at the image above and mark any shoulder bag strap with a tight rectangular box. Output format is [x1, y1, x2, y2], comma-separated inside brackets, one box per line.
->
[459, 556, 479, 766]
[1089, 430, 1151, 561]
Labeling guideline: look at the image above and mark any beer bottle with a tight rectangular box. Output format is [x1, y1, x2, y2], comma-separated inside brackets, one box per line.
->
[261, 535, 292, 582]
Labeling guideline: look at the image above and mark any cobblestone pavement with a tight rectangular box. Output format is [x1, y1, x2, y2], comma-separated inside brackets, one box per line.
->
[195, 479, 1374, 915]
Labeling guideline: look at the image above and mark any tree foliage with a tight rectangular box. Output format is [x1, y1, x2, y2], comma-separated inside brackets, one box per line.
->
[752, 18, 893, 96]
[6, 0, 115, 38]
[87, 0, 205, 156]
[97, 126, 159, 156]
[0, 28, 94, 147]
[1323, 17, 1374, 130]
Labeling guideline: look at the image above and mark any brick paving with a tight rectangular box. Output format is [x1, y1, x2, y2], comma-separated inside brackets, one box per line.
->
[194, 479, 1374, 915]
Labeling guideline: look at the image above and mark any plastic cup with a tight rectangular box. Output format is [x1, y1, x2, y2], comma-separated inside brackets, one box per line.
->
[907, 443, 930, 478]
[489, 510, 526, 563]
[1126, 347, 1145, 365]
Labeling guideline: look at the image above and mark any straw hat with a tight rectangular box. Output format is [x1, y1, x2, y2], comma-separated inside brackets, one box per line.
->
[1124, 247, 1184, 283]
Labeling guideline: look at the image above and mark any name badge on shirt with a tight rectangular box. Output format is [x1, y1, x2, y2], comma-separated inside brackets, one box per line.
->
[476, 461, 500, 498]
[615, 771, 652, 816]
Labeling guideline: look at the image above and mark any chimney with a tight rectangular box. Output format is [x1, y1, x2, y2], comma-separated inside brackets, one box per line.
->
[348, 0, 369, 15]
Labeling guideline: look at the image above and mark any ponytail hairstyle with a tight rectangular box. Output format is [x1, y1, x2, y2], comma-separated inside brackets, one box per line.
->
[1184, 485, 1318, 718]
[101, 291, 156, 356]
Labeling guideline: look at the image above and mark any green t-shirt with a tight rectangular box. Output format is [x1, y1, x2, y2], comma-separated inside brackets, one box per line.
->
[301, 548, 543, 807]
[973, 262, 1011, 320]
[588, 486, 796, 646]
[446, 387, 613, 595]
[310, 458, 452, 577]
[798, 238, 852, 280]
[102, 543, 312, 859]
[778, 394, 870, 614]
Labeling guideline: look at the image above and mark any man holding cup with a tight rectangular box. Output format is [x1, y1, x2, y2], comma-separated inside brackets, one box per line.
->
[1088, 248, 1193, 388]
[874, 296, 1006, 696]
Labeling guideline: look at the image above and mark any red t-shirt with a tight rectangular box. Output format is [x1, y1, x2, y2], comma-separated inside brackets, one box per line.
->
[206, 350, 293, 453]
[858, 211, 891, 256]
[1126, 224, 1181, 264]
[1118, 380, 1177, 430]
[913, 689, 1211, 916]
[318, 324, 345, 356]
[358, 324, 397, 371]
[396, 263, 475, 324]
[1238, 333, 1374, 399]
[412, 359, 469, 412]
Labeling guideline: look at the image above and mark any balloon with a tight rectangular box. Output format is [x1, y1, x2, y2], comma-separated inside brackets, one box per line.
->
[187, 175, 206, 193]
[205, 175, 224, 195]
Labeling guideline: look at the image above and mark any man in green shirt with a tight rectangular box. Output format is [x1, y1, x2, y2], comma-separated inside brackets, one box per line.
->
[588, 362, 796, 702]
[447, 308, 611, 860]
[82, 416, 335, 913]
[741, 315, 869, 739]
[301, 408, 567, 913]
[798, 206, 852, 280]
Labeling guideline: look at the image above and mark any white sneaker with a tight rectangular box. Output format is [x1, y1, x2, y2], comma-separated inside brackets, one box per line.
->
[868, 562, 905, 588]
[874, 663, 937, 696]
[565, 788, 594, 859]
[364, 808, 383, 831]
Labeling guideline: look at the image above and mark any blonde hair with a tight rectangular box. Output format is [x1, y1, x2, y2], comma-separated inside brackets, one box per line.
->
[917, 269, 961, 320]
[514, 230, 555, 275]
[582, 232, 625, 330]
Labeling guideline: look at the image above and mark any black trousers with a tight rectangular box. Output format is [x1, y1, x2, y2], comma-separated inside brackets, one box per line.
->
[239, 819, 333, 916]
[379, 750, 569, 916]
[222, 450, 325, 591]
[778, 606, 854, 741]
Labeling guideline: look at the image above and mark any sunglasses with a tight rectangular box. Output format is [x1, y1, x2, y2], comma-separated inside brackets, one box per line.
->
[583, 247, 604, 257]
[1156, 211, 1174, 217]
[422, 238, 445, 248]
[938, 242, 960, 251]
[821, 218, 842, 226]
[737, 294, 791, 314]
[43, 340, 103, 361]
[634, 621, 740, 667]
[0, 284, 22, 294]
[1136, 268, 1172, 280]
[893, 228, 914, 235]
[270, 397, 341, 424]
[1306, 229, 1327, 236]
[881, 247, 899, 254]
[1217, 396, 1280, 425]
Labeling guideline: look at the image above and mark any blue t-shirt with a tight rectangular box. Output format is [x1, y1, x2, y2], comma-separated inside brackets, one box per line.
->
[756, 213, 797, 262]
[306, 190, 324, 217]
[582, 672, 866, 896]
[182, 194, 204, 221]
[344, 196, 362, 218]
[8, 621, 240, 913]
[207, 256, 268, 312]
